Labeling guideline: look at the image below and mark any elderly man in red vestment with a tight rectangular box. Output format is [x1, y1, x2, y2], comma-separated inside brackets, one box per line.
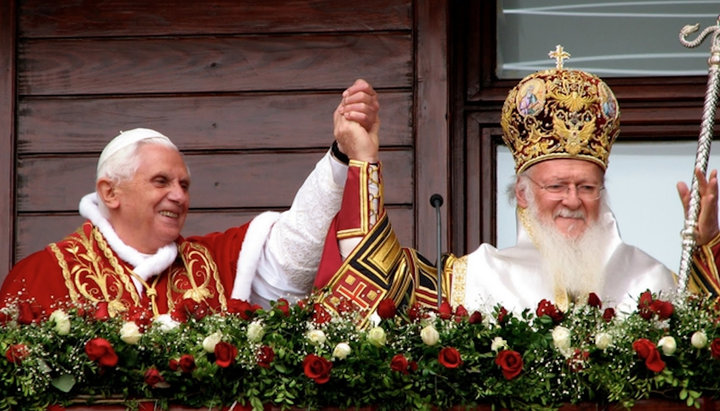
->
[0, 79, 379, 319]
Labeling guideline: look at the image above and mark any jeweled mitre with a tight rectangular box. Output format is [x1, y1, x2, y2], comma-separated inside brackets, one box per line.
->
[500, 46, 620, 174]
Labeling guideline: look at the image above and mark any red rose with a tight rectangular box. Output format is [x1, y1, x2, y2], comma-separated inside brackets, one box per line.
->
[47, 405, 66, 411]
[438, 301, 453, 320]
[275, 299, 290, 317]
[454, 305, 469, 322]
[93, 302, 110, 321]
[312, 304, 332, 325]
[637, 291, 654, 320]
[438, 347, 462, 369]
[214, 341, 238, 368]
[495, 350, 523, 380]
[638, 291, 653, 308]
[143, 366, 165, 387]
[536, 299, 563, 323]
[711, 338, 720, 359]
[587, 293, 602, 308]
[85, 338, 118, 367]
[169, 358, 179, 371]
[5, 343, 29, 364]
[17, 301, 44, 324]
[334, 298, 354, 314]
[390, 354, 410, 374]
[568, 349, 590, 372]
[257, 345, 275, 368]
[126, 306, 152, 330]
[407, 303, 425, 322]
[172, 298, 209, 322]
[602, 308, 615, 322]
[179, 354, 196, 373]
[650, 299, 674, 320]
[409, 360, 418, 372]
[497, 307, 508, 324]
[303, 354, 332, 384]
[227, 299, 261, 320]
[469, 311, 483, 324]
[377, 298, 397, 319]
[632, 338, 665, 373]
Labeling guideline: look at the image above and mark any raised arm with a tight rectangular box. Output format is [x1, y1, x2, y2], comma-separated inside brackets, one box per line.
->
[241, 80, 380, 307]
[678, 168, 720, 295]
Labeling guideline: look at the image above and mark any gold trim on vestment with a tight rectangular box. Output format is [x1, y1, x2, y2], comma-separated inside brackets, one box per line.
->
[449, 254, 466, 309]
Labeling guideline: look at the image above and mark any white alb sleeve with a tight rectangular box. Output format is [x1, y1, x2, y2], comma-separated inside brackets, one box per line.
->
[246, 151, 347, 307]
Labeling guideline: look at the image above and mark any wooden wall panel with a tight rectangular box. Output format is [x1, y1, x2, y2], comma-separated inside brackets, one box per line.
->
[19, 35, 412, 95]
[17, 150, 413, 211]
[16, 207, 415, 261]
[17, 92, 413, 153]
[0, 0, 16, 276]
[19, 0, 412, 37]
[5, 0, 448, 287]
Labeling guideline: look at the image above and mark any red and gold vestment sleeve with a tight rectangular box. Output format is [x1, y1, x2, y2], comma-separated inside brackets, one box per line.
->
[688, 232, 720, 297]
[316, 211, 452, 327]
[336, 160, 382, 239]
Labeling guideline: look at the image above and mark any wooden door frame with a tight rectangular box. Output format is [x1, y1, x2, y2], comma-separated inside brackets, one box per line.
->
[0, 0, 16, 276]
[414, 0, 450, 259]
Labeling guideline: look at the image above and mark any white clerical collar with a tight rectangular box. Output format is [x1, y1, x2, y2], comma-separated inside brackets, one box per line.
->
[78, 192, 178, 292]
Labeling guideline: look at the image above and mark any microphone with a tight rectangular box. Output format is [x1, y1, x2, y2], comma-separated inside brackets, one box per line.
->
[430, 193, 444, 208]
[430, 194, 444, 309]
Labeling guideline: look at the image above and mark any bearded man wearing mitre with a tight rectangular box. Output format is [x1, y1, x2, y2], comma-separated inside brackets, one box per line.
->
[314, 47, 720, 323]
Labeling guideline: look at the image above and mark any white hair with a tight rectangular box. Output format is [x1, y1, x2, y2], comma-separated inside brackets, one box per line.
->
[96, 137, 180, 184]
[95, 129, 183, 218]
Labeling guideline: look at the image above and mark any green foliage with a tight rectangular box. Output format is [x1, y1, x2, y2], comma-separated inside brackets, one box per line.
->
[1, 292, 720, 410]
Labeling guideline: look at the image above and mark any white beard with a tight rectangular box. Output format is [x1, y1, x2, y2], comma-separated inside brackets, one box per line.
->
[523, 196, 611, 300]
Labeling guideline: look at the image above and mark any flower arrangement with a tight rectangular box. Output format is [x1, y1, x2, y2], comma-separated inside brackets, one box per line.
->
[2, 290, 720, 411]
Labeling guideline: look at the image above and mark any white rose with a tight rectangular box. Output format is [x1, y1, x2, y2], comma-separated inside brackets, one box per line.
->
[367, 326, 387, 347]
[120, 321, 142, 345]
[153, 314, 179, 332]
[658, 336, 677, 356]
[490, 336, 508, 352]
[49, 309, 71, 336]
[246, 320, 265, 343]
[332, 342, 352, 360]
[306, 329, 327, 346]
[202, 331, 223, 353]
[420, 325, 440, 346]
[552, 326, 572, 357]
[594, 332, 613, 350]
[691, 331, 708, 349]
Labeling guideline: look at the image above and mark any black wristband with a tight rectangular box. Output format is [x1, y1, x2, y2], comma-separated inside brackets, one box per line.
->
[331, 141, 350, 165]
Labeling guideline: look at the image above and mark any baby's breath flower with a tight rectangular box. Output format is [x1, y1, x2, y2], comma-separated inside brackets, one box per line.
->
[153, 314, 180, 332]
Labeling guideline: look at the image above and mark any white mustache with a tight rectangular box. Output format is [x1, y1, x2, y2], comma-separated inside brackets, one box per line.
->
[554, 208, 585, 219]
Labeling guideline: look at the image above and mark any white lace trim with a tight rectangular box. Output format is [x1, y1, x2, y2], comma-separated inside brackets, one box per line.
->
[78, 192, 177, 292]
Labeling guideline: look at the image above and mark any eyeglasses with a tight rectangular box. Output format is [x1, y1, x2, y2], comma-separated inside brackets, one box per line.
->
[525, 175, 604, 201]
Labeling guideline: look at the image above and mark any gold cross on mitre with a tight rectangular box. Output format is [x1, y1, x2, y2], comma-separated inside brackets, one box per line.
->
[548, 44, 570, 69]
